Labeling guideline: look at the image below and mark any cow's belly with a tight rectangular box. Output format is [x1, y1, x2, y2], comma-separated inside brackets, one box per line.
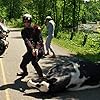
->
[67, 78, 100, 91]
[68, 84, 100, 91]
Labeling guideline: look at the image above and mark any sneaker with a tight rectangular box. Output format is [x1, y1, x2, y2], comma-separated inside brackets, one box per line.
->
[17, 72, 28, 77]
[38, 76, 48, 82]
[45, 52, 49, 56]
[27, 79, 38, 88]
[31, 77, 47, 83]
[50, 55, 56, 58]
[41, 55, 46, 58]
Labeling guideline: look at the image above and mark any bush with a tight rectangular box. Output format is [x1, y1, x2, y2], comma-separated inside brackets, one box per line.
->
[53, 31, 100, 62]
[7, 18, 23, 28]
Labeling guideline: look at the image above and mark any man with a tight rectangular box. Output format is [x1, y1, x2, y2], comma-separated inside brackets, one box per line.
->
[45, 16, 56, 58]
[17, 14, 44, 79]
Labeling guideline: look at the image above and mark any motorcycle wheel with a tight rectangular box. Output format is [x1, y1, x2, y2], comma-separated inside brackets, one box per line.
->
[0, 40, 6, 56]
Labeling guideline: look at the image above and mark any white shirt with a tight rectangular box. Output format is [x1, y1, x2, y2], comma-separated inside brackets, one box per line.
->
[47, 20, 55, 37]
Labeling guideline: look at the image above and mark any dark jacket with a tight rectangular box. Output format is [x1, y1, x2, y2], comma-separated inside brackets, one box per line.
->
[21, 26, 43, 52]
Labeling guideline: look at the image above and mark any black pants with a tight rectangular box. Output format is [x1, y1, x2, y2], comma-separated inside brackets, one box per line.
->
[20, 51, 43, 77]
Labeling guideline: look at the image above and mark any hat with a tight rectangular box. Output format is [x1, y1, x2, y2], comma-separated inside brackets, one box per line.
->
[23, 13, 32, 22]
[45, 16, 52, 20]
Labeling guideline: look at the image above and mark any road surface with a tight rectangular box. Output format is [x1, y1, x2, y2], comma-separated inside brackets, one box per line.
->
[0, 29, 100, 100]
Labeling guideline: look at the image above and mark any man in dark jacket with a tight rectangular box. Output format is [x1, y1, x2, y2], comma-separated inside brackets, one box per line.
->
[17, 14, 44, 79]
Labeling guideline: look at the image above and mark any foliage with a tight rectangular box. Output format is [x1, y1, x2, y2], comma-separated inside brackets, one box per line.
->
[7, 19, 23, 27]
[0, 0, 99, 27]
[53, 31, 100, 62]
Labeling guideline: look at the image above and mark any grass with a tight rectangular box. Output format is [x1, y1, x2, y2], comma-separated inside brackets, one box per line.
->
[52, 31, 100, 62]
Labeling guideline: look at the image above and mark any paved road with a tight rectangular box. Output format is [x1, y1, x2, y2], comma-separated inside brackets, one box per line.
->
[0, 29, 100, 100]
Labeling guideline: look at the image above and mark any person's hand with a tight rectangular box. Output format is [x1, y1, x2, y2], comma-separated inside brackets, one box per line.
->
[32, 49, 36, 56]
[32, 49, 38, 56]
[36, 42, 41, 49]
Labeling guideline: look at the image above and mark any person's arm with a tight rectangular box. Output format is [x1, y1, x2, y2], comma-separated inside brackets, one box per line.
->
[21, 29, 37, 56]
[39, 32, 43, 44]
[36, 32, 44, 50]
[48, 22, 53, 36]
[21, 30, 34, 50]
[25, 38, 34, 50]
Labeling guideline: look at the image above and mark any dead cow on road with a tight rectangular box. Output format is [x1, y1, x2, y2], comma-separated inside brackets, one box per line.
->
[27, 60, 100, 93]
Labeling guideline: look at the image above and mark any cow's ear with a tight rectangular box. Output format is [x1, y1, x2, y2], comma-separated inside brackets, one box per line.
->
[47, 78, 57, 84]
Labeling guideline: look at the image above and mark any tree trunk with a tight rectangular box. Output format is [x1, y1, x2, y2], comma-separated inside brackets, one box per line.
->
[62, 0, 66, 28]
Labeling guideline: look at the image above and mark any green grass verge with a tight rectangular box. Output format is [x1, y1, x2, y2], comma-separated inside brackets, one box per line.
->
[52, 31, 100, 62]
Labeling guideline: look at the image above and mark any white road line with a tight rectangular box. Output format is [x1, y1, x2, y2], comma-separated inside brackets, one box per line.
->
[0, 58, 10, 100]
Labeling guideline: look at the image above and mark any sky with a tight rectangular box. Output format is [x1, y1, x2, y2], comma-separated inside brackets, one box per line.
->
[84, 0, 99, 2]
[84, 0, 90, 2]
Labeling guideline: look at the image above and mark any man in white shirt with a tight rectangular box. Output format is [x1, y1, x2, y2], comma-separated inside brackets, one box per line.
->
[45, 16, 56, 58]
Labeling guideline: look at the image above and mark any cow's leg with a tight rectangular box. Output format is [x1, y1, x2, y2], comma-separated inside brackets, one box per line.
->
[68, 84, 100, 91]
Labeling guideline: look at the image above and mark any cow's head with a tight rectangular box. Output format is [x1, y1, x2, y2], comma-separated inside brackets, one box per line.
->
[27, 62, 81, 92]
[27, 74, 71, 92]
[27, 79, 50, 92]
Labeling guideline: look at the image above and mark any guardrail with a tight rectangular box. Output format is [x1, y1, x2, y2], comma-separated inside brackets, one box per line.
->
[78, 23, 100, 46]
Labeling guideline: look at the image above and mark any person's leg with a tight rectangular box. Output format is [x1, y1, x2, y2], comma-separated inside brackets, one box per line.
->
[32, 58, 43, 78]
[17, 52, 31, 76]
[45, 36, 50, 55]
[47, 36, 56, 57]
[42, 44, 45, 57]
[50, 46, 56, 57]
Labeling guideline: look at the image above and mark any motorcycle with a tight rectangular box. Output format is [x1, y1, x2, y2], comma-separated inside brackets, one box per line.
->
[0, 22, 9, 56]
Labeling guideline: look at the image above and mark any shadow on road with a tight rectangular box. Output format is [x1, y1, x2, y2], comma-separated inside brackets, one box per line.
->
[10, 36, 22, 39]
[41, 54, 100, 74]
[24, 87, 100, 100]
[41, 54, 80, 75]
[0, 77, 28, 92]
[23, 55, 100, 100]
[24, 92, 54, 99]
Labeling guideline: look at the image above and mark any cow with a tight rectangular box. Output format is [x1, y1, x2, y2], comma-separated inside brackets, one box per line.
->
[27, 60, 100, 93]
